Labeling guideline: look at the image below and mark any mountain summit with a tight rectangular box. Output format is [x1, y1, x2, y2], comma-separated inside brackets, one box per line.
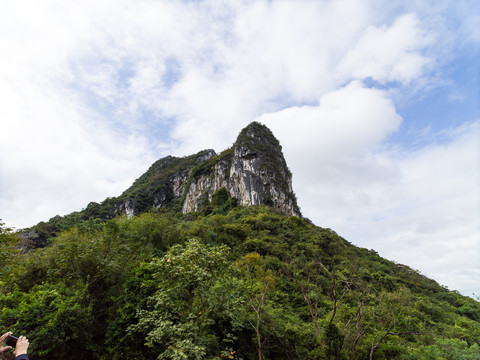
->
[116, 121, 300, 218]
[183, 122, 300, 216]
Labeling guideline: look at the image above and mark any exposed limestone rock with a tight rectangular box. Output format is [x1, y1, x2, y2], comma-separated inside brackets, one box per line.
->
[181, 122, 300, 217]
[121, 122, 300, 217]
[116, 149, 217, 216]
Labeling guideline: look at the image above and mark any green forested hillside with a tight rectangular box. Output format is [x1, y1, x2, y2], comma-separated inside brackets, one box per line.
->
[1, 201, 479, 359]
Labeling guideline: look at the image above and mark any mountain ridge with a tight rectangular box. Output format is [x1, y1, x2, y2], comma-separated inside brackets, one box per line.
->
[20, 122, 300, 247]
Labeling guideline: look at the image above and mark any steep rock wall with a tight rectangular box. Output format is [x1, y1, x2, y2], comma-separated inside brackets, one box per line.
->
[181, 122, 300, 217]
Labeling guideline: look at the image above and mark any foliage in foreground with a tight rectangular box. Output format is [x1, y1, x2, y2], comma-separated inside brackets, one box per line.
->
[0, 205, 479, 359]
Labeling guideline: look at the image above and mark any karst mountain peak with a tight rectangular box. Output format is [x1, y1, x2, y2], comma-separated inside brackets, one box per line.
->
[118, 121, 300, 217]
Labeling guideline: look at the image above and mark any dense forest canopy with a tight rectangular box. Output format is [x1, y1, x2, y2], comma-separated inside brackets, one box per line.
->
[0, 196, 479, 359]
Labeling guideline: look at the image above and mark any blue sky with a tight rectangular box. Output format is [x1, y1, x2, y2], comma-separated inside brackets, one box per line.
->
[0, 0, 478, 296]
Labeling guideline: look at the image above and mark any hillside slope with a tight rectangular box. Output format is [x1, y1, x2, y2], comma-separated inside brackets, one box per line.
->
[5, 121, 478, 359]
[2, 206, 479, 359]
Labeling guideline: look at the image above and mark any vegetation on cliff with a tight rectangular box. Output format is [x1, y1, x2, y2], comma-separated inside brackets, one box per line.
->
[1, 201, 478, 359]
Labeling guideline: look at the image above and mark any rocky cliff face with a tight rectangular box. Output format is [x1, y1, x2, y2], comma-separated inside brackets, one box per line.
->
[116, 122, 300, 217]
[181, 122, 300, 216]
[113, 149, 217, 216]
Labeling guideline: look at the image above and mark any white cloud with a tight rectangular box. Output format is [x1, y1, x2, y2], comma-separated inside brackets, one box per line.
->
[0, 0, 431, 158]
[0, 80, 155, 227]
[160, 1, 436, 154]
[338, 13, 433, 84]
[0, 47, 155, 228]
[260, 81, 402, 184]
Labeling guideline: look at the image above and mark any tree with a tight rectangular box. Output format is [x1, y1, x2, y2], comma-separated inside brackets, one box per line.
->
[367, 288, 420, 360]
[402, 338, 480, 360]
[289, 258, 327, 341]
[126, 239, 244, 359]
[0, 283, 95, 360]
[0, 220, 18, 272]
[348, 300, 367, 360]
[236, 252, 275, 360]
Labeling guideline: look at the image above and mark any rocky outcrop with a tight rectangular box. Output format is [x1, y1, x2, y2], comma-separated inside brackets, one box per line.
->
[180, 122, 300, 217]
[116, 122, 300, 217]
[114, 149, 217, 216]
